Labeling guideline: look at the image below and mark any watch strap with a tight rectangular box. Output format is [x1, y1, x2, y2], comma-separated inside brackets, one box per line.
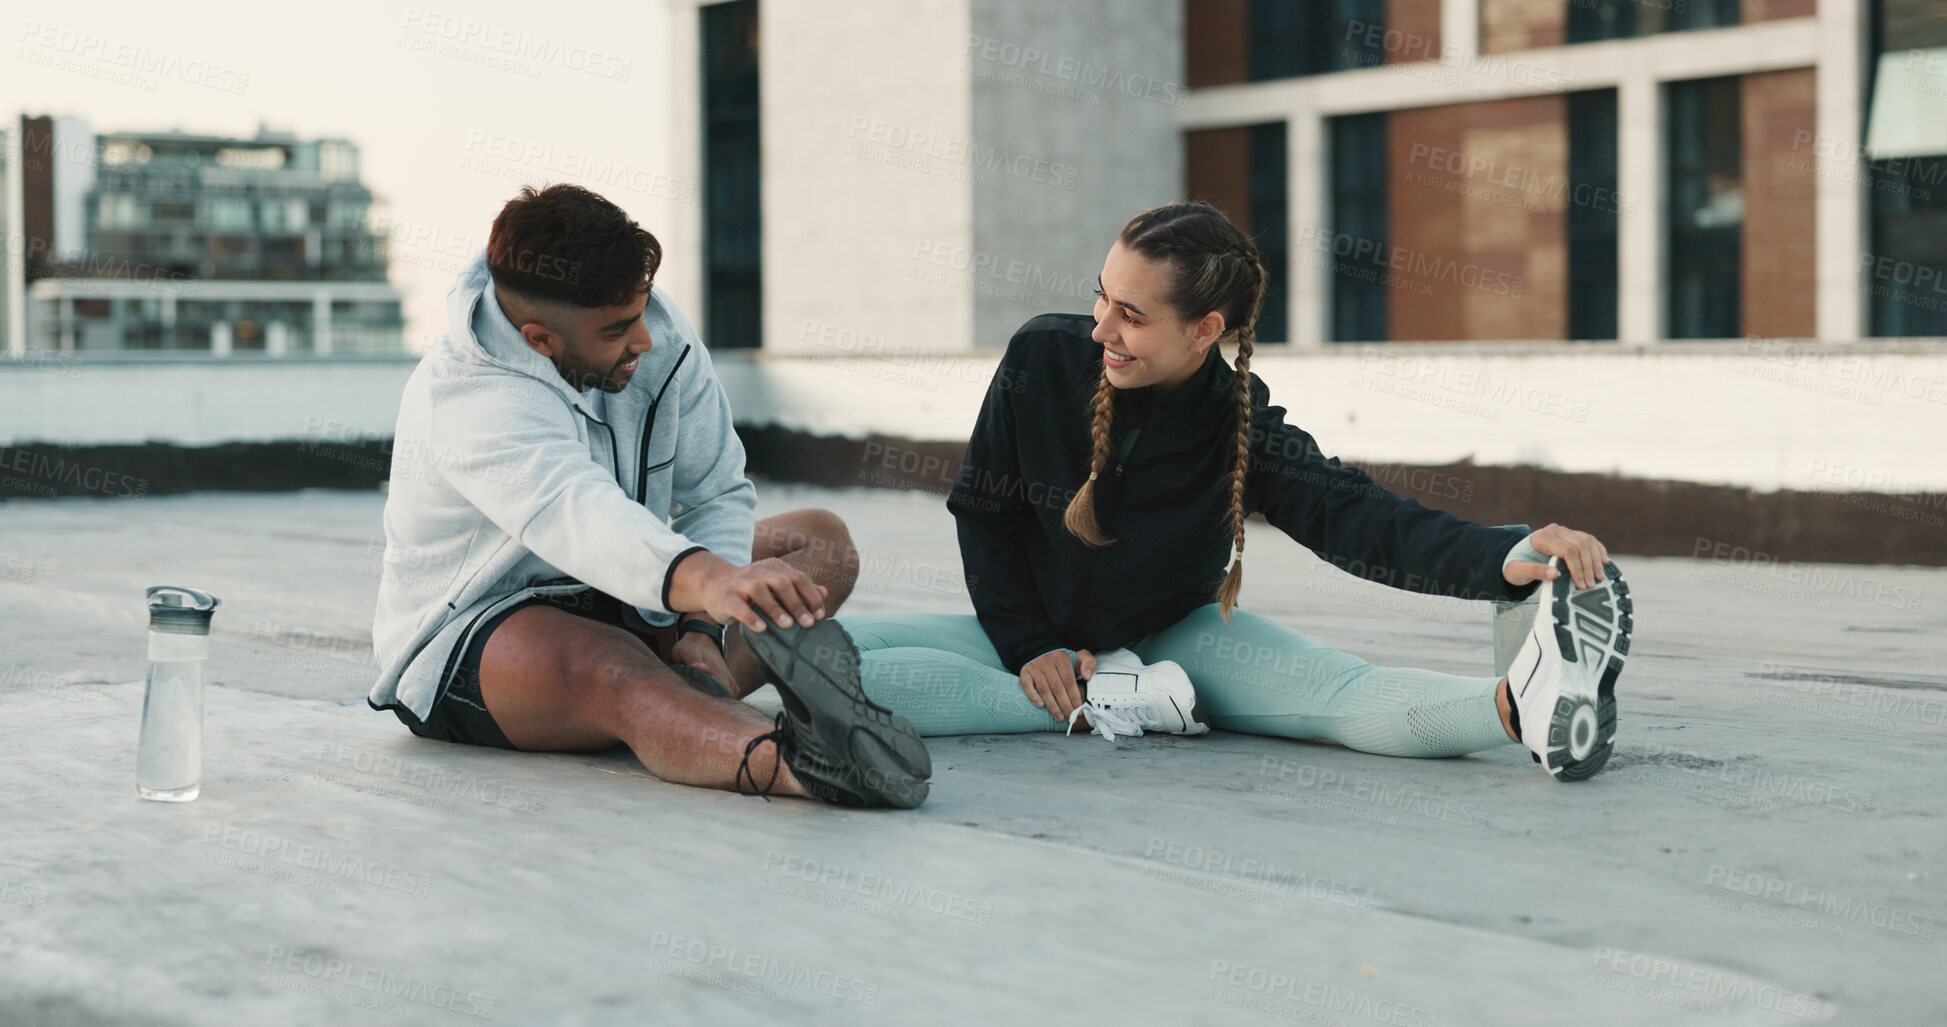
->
[678, 618, 726, 653]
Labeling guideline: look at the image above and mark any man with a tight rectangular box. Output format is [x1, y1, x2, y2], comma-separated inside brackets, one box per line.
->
[367, 184, 930, 808]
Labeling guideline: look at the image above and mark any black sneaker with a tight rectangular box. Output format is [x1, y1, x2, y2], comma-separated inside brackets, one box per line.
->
[739, 618, 931, 809]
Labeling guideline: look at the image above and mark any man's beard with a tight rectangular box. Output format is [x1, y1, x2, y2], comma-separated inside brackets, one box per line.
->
[555, 350, 633, 393]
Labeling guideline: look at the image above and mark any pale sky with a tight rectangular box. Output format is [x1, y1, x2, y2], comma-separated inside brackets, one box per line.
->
[3, 0, 693, 353]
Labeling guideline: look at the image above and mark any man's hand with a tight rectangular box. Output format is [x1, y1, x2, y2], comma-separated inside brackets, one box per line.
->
[667, 551, 828, 633]
[671, 620, 735, 693]
[1504, 523, 1610, 590]
[1020, 648, 1094, 722]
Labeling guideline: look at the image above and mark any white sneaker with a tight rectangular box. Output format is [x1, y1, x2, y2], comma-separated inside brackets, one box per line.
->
[1065, 649, 1211, 742]
[1508, 556, 1631, 780]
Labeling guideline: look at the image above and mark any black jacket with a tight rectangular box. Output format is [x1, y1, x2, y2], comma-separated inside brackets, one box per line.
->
[947, 314, 1540, 672]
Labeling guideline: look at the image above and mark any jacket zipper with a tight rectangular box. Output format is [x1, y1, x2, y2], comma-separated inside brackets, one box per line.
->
[1114, 425, 1143, 480]
[635, 345, 691, 504]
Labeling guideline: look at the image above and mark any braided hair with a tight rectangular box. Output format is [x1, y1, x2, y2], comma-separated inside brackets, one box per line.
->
[1062, 202, 1268, 621]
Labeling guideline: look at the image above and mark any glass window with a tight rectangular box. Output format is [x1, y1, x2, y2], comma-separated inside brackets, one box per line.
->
[1868, 156, 1947, 335]
[96, 193, 144, 229]
[328, 201, 368, 229]
[1568, 0, 1740, 44]
[1250, 0, 1388, 81]
[1568, 90, 1620, 340]
[209, 198, 254, 230]
[1666, 77, 1742, 339]
[1329, 113, 1388, 342]
[1867, 1, 1947, 335]
[702, 0, 762, 349]
[1249, 123, 1290, 343]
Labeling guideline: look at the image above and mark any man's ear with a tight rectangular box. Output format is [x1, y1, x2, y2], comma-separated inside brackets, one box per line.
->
[495, 285, 562, 359]
[1191, 311, 1227, 354]
[518, 322, 560, 359]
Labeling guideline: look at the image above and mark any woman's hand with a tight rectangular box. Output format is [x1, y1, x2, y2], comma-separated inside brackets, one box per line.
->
[1021, 648, 1095, 722]
[1504, 523, 1611, 590]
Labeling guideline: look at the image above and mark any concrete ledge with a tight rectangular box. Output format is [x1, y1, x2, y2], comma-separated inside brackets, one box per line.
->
[4, 429, 1945, 567]
[714, 339, 1947, 492]
[740, 427, 1947, 567]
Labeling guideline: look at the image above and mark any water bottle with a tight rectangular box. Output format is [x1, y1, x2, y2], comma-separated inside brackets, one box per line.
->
[1492, 524, 1540, 679]
[137, 586, 220, 802]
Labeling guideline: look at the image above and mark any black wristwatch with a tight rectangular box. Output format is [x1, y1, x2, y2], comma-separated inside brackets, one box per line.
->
[678, 618, 726, 654]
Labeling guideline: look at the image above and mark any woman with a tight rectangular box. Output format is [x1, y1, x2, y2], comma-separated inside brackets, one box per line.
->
[839, 203, 1631, 780]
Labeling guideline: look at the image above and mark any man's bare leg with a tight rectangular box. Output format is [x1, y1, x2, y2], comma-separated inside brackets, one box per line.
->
[477, 604, 812, 797]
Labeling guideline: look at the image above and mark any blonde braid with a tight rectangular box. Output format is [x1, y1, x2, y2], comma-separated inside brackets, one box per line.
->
[1215, 246, 1266, 621]
[1215, 322, 1255, 620]
[1063, 363, 1119, 546]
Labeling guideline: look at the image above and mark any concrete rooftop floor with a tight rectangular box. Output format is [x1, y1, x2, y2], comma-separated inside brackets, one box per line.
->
[1, 485, 1942, 1026]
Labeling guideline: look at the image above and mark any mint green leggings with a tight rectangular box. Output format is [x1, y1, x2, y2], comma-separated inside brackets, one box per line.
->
[837, 606, 1513, 758]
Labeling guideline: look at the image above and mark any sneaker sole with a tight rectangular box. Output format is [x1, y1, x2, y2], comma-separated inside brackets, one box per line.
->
[1540, 561, 1631, 781]
[743, 619, 933, 809]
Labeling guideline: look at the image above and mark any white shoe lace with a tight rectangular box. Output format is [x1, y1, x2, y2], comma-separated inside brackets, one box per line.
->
[1065, 695, 1155, 742]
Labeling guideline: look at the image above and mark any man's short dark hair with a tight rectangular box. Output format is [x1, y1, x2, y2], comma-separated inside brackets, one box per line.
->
[487, 184, 661, 308]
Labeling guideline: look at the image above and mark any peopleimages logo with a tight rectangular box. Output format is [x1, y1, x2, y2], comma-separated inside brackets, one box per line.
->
[1145, 837, 1377, 910]
[848, 118, 1080, 189]
[965, 34, 1191, 108]
[0, 449, 147, 498]
[1292, 225, 1525, 298]
[204, 825, 433, 896]
[263, 946, 496, 1019]
[15, 21, 251, 94]
[1691, 537, 1924, 614]
[646, 931, 879, 1005]
[1705, 864, 1936, 938]
[761, 851, 993, 923]
[1589, 946, 1824, 1020]
[1206, 960, 1439, 1026]
[400, 8, 633, 81]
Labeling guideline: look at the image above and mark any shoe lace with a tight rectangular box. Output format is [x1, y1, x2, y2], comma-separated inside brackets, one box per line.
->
[735, 713, 792, 801]
[1065, 695, 1155, 742]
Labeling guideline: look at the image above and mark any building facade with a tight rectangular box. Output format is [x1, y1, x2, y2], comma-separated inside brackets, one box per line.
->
[665, 0, 1187, 356]
[664, 0, 1946, 349]
[8, 118, 404, 358]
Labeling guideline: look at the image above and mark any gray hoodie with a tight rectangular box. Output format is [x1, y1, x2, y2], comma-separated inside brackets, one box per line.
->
[367, 251, 754, 723]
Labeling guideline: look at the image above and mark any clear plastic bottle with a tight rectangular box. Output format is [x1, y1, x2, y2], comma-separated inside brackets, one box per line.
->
[137, 586, 220, 802]
[1492, 524, 1538, 678]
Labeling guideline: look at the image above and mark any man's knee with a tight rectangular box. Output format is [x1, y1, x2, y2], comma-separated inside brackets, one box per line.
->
[758, 508, 857, 566]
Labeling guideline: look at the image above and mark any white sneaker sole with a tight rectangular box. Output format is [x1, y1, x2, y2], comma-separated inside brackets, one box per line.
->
[1515, 560, 1631, 781]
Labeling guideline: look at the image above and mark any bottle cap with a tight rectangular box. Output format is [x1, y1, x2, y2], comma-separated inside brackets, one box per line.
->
[146, 585, 221, 636]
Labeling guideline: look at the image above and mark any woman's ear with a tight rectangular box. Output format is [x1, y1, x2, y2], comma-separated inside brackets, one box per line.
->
[1192, 311, 1227, 354]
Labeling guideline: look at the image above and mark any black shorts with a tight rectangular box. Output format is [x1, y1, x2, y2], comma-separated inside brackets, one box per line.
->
[395, 588, 660, 750]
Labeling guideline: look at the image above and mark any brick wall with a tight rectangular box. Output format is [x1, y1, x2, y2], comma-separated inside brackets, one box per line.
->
[1387, 0, 1444, 63]
[1185, 0, 1248, 87]
[1388, 96, 1569, 340]
[1185, 126, 1254, 227]
[1480, 0, 1566, 53]
[1741, 68, 1818, 337]
[1743, 0, 1817, 20]
[20, 117, 55, 276]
